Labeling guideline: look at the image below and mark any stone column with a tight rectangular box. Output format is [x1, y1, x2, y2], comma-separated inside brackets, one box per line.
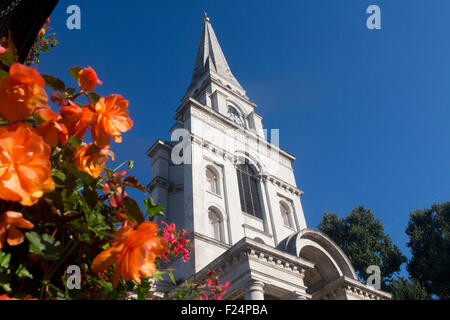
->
[245, 280, 265, 300]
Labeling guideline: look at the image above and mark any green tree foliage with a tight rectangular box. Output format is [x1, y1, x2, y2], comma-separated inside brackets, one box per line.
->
[390, 278, 431, 300]
[318, 206, 406, 289]
[406, 202, 450, 300]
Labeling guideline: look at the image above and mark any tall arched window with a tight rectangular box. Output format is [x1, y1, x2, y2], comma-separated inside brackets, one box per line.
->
[280, 202, 293, 228]
[206, 167, 220, 195]
[236, 161, 263, 219]
[227, 106, 244, 127]
[208, 208, 223, 242]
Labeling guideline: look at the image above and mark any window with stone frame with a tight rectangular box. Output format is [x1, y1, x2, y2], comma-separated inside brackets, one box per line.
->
[236, 161, 263, 220]
[206, 166, 220, 195]
[208, 208, 223, 242]
[227, 105, 245, 127]
[280, 201, 294, 228]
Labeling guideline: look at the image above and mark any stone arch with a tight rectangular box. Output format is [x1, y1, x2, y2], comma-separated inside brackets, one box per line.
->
[205, 164, 221, 195]
[234, 151, 265, 173]
[226, 102, 246, 128]
[207, 206, 225, 242]
[226, 98, 248, 119]
[277, 229, 357, 294]
[279, 200, 294, 228]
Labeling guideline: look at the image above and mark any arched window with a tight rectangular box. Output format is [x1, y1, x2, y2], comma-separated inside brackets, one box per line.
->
[236, 161, 263, 219]
[227, 106, 244, 127]
[208, 208, 223, 242]
[206, 167, 220, 195]
[280, 202, 293, 228]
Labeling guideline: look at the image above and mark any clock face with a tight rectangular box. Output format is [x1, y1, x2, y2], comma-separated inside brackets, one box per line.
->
[227, 106, 244, 126]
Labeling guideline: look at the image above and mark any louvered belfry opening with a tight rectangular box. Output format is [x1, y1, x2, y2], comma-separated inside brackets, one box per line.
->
[236, 161, 263, 220]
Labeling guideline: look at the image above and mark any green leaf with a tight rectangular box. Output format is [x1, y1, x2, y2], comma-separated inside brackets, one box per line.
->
[0, 282, 11, 293]
[0, 69, 9, 80]
[16, 264, 33, 279]
[97, 280, 113, 293]
[123, 197, 145, 224]
[25, 232, 63, 260]
[0, 34, 17, 67]
[144, 197, 165, 220]
[87, 92, 100, 105]
[153, 270, 165, 281]
[25, 231, 45, 256]
[68, 66, 82, 81]
[52, 168, 66, 187]
[169, 271, 176, 285]
[60, 162, 96, 186]
[127, 160, 134, 170]
[0, 252, 11, 268]
[42, 74, 66, 92]
[67, 136, 81, 147]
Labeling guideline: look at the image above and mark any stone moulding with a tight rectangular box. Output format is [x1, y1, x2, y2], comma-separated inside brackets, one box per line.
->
[186, 237, 314, 299]
[313, 276, 392, 300]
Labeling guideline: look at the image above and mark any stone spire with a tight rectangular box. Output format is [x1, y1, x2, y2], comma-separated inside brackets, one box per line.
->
[186, 14, 244, 95]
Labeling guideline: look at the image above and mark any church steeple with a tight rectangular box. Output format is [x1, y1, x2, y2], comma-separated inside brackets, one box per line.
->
[186, 14, 244, 96]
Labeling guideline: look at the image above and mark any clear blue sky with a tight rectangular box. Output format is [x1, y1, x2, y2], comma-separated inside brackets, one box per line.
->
[41, 0, 450, 276]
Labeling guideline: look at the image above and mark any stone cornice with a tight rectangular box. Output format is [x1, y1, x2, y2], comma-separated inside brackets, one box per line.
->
[183, 72, 255, 108]
[242, 223, 273, 238]
[147, 176, 174, 192]
[191, 232, 232, 251]
[189, 237, 314, 285]
[176, 97, 297, 162]
[146, 139, 173, 158]
[258, 174, 304, 197]
[313, 276, 392, 300]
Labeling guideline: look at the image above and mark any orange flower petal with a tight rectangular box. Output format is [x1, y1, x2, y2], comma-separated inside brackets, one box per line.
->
[0, 64, 48, 121]
[0, 124, 52, 205]
[0, 227, 6, 249]
[10, 63, 45, 87]
[91, 246, 116, 273]
[78, 67, 102, 92]
[4, 211, 34, 229]
[7, 226, 24, 246]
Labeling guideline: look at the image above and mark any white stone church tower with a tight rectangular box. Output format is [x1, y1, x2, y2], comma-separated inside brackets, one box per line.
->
[147, 15, 390, 300]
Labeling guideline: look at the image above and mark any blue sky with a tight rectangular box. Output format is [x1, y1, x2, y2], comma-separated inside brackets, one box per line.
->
[41, 1, 450, 276]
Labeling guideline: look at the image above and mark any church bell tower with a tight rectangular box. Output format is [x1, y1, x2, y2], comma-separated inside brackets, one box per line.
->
[147, 15, 391, 300]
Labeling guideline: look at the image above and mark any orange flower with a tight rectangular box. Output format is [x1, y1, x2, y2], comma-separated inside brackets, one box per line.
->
[74, 143, 114, 178]
[35, 107, 68, 147]
[91, 221, 167, 287]
[78, 67, 102, 92]
[60, 102, 95, 140]
[0, 123, 55, 206]
[0, 294, 19, 300]
[0, 211, 34, 249]
[91, 95, 133, 148]
[0, 63, 48, 121]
